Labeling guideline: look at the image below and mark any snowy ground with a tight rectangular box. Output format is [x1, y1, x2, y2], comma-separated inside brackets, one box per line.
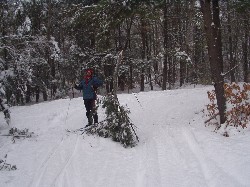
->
[0, 86, 250, 187]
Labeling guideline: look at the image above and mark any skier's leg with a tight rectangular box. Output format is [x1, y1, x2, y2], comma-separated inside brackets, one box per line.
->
[84, 99, 93, 125]
[93, 113, 98, 124]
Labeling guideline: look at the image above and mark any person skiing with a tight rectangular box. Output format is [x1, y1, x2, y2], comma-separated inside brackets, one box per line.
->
[74, 68, 103, 127]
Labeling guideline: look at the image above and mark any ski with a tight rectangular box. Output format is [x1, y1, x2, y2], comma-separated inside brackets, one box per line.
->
[66, 120, 105, 135]
[65, 128, 85, 134]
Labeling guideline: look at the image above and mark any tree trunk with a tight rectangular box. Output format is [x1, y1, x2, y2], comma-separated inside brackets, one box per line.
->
[113, 51, 123, 98]
[186, 0, 196, 85]
[228, 24, 236, 82]
[180, 59, 185, 87]
[43, 89, 48, 101]
[200, 0, 226, 124]
[26, 84, 31, 103]
[104, 64, 114, 93]
[243, 18, 249, 82]
[140, 71, 145, 92]
[119, 73, 125, 91]
[162, 3, 169, 90]
[129, 64, 133, 90]
[168, 57, 173, 89]
[124, 17, 133, 50]
[47, 0, 56, 98]
[227, 6, 236, 83]
[35, 86, 40, 103]
[148, 67, 153, 90]
[140, 17, 148, 92]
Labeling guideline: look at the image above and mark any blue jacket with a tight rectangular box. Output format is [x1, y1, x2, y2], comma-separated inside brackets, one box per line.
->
[75, 76, 103, 100]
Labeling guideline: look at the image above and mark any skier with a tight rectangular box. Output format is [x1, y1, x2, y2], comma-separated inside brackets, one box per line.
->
[74, 68, 103, 127]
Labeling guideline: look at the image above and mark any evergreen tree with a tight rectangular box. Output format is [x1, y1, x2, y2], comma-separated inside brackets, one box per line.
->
[86, 94, 139, 148]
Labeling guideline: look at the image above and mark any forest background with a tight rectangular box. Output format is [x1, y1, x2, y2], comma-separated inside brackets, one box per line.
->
[0, 0, 250, 122]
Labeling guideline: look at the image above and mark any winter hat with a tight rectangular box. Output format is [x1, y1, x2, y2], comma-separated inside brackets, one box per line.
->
[85, 68, 93, 75]
[84, 68, 94, 84]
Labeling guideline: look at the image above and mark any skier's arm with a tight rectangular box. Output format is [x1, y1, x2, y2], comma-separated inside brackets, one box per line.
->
[93, 76, 103, 87]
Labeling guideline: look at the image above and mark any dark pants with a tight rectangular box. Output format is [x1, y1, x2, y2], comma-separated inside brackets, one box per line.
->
[84, 99, 98, 125]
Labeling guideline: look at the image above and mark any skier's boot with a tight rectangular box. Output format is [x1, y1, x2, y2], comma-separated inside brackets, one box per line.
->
[85, 112, 93, 127]
[93, 113, 98, 125]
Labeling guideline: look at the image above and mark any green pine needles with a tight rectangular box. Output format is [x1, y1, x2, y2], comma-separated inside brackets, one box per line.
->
[86, 94, 139, 148]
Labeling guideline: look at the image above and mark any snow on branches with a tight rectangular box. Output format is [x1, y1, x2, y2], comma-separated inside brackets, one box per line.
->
[85, 94, 139, 148]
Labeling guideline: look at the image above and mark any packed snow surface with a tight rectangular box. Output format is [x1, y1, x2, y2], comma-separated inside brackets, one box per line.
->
[0, 86, 250, 187]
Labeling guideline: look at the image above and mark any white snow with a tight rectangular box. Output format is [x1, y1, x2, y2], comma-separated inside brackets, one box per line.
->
[0, 86, 250, 187]
[17, 16, 31, 35]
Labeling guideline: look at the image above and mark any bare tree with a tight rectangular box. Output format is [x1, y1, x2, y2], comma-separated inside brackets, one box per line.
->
[200, 0, 226, 124]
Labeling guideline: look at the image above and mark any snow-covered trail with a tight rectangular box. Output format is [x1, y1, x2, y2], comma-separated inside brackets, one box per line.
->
[122, 89, 245, 187]
[1, 87, 250, 187]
